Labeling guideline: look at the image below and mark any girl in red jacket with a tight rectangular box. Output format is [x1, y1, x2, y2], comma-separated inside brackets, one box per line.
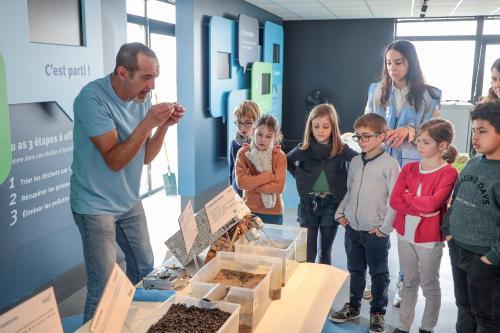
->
[390, 119, 458, 333]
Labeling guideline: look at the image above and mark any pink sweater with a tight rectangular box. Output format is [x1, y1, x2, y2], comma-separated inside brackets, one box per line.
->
[390, 162, 458, 243]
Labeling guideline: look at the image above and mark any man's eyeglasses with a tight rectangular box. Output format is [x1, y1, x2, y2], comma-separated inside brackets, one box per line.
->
[234, 120, 254, 128]
[352, 133, 381, 142]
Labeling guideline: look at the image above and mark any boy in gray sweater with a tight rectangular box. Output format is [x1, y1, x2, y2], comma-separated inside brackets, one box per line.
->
[441, 101, 500, 333]
[330, 113, 400, 333]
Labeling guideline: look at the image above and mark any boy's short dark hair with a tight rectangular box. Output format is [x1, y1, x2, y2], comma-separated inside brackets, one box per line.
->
[353, 113, 387, 133]
[471, 101, 500, 133]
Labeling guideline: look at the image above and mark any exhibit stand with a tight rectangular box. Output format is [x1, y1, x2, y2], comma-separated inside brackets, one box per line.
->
[75, 262, 348, 333]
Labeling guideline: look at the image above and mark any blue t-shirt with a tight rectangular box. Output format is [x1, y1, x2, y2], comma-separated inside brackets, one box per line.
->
[70, 75, 150, 214]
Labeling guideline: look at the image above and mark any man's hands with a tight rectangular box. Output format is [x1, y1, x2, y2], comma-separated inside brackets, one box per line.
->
[163, 103, 185, 127]
[144, 102, 186, 129]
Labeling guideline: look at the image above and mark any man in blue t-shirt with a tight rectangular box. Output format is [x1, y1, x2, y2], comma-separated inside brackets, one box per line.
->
[70, 42, 184, 323]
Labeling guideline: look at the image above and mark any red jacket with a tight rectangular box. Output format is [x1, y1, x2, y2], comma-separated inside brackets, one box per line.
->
[390, 162, 458, 243]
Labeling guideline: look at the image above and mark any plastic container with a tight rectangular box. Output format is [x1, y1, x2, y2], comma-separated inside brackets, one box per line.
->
[190, 251, 281, 332]
[234, 224, 307, 285]
[134, 294, 240, 333]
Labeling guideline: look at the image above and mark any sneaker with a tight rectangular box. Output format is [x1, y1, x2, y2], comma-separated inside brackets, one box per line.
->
[369, 313, 385, 333]
[393, 329, 409, 333]
[363, 275, 373, 300]
[329, 303, 360, 323]
[392, 280, 403, 307]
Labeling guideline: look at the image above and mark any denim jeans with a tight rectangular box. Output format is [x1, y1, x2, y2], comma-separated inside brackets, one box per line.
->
[298, 194, 339, 264]
[344, 225, 390, 314]
[73, 201, 154, 323]
[252, 212, 283, 225]
[448, 239, 500, 333]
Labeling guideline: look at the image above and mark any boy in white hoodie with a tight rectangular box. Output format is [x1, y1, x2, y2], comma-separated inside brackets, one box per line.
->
[330, 113, 400, 333]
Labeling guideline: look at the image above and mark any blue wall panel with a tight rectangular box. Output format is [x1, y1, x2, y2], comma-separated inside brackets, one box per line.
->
[263, 21, 284, 125]
[208, 16, 247, 122]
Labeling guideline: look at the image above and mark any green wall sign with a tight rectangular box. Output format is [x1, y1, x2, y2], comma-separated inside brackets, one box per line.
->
[0, 53, 12, 184]
[250, 62, 273, 115]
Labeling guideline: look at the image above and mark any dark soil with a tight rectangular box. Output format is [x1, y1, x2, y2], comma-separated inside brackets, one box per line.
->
[146, 303, 231, 333]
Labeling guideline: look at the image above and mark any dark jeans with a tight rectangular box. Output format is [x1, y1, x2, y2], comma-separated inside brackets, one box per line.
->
[298, 194, 339, 264]
[252, 212, 283, 225]
[306, 225, 338, 264]
[345, 226, 390, 314]
[448, 239, 500, 333]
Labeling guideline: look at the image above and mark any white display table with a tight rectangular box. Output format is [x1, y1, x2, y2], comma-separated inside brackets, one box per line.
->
[76, 263, 348, 333]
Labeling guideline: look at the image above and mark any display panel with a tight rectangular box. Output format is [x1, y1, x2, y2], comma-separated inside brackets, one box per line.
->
[262, 73, 271, 95]
[27, 0, 83, 46]
[216, 52, 231, 80]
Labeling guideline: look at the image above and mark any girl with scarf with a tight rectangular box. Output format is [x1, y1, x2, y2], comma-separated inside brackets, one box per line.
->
[236, 115, 287, 225]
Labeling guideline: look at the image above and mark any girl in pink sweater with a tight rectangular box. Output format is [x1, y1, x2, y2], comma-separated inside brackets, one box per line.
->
[390, 119, 459, 333]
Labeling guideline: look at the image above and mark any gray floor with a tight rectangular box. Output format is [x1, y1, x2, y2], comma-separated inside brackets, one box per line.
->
[58, 192, 458, 333]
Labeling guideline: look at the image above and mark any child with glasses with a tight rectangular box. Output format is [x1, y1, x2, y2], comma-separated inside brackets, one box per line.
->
[229, 101, 261, 196]
[287, 104, 357, 264]
[235, 115, 287, 225]
[330, 113, 400, 333]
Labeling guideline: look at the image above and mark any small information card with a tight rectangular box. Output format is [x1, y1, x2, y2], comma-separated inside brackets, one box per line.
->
[205, 186, 251, 233]
[178, 200, 198, 254]
[89, 264, 135, 333]
[0, 287, 63, 333]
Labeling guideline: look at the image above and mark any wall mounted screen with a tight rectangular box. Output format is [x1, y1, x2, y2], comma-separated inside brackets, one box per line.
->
[27, 0, 83, 46]
[262, 73, 271, 95]
[273, 44, 280, 64]
[216, 52, 231, 79]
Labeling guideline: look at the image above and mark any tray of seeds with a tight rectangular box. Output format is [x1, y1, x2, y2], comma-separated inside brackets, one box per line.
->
[234, 224, 307, 285]
[134, 294, 240, 333]
[190, 251, 281, 332]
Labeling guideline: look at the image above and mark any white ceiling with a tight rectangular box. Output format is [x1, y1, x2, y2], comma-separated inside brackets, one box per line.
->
[245, 0, 500, 20]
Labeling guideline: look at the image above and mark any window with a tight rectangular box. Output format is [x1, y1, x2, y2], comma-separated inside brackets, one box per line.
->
[126, 0, 144, 16]
[127, 23, 146, 44]
[482, 44, 500, 97]
[397, 20, 476, 37]
[483, 19, 500, 35]
[147, 0, 175, 24]
[396, 18, 500, 103]
[127, 0, 177, 197]
[412, 41, 475, 102]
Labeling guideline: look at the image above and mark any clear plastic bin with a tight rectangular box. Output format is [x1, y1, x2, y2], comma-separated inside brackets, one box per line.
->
[234, 224, 307, 285]
[190, 251, 281, 332]
[134, 294, 240, 333]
